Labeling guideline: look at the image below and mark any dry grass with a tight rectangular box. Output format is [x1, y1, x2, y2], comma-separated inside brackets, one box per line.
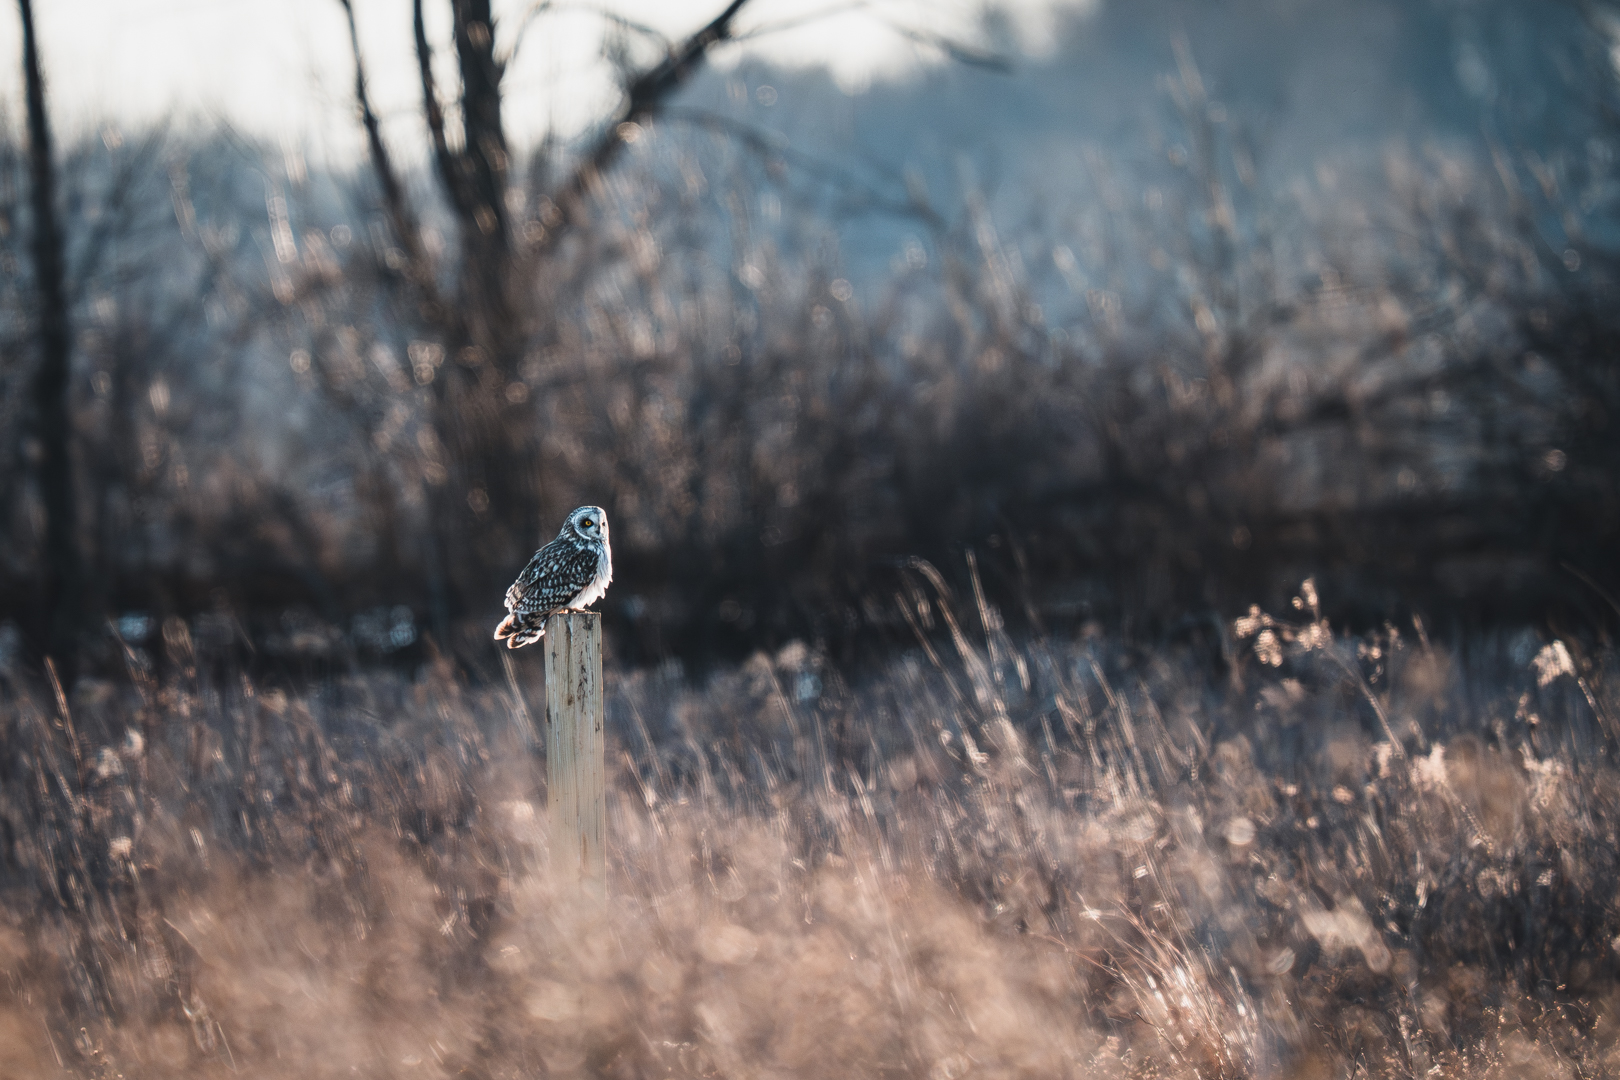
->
[3, 580, 1619, 1078]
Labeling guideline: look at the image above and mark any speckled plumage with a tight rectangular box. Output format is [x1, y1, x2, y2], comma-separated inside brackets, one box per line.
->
[494, 506, 613, 648]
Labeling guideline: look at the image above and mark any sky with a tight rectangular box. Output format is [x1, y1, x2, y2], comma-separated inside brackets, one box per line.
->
[0, 0, 1092, 162]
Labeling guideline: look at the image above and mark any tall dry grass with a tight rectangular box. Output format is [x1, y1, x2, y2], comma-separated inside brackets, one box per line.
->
[3, 577, 1618, 1078]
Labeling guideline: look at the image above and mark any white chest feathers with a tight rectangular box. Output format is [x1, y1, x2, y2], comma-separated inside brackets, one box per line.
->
[570, 540, 613, 609]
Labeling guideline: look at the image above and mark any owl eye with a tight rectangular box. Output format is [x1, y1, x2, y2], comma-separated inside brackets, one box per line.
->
[581, 518, 594, 528]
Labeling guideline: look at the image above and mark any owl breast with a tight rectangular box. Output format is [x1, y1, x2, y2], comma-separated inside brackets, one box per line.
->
[568, 541, 612, 609]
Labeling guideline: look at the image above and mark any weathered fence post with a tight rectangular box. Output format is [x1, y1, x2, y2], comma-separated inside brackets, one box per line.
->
[544, 612, 605, 895]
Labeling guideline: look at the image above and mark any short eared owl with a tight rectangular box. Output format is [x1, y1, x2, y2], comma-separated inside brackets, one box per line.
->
[494, 506, 613, 649]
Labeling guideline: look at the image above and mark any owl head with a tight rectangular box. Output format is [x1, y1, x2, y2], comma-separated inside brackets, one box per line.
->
[566, 505, 608, 543]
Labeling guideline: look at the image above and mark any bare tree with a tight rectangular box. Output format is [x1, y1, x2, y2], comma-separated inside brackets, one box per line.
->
[332, 0, 762, 629]
[16, 0, 80, 676]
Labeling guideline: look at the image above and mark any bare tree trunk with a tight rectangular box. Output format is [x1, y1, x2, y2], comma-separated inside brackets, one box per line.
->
[18, 0, 81, 677]
[450, 0, 513, 356]
[414, 0, 514, 362]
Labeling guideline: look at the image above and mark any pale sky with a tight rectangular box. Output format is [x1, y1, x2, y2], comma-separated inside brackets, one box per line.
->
[1, 0, 1090, 163]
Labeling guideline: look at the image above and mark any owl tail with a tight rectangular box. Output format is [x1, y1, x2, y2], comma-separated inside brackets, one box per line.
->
[494, 612, 546, 648]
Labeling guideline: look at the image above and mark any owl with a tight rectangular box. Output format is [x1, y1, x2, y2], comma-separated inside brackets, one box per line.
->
[494, 505, 613, 649]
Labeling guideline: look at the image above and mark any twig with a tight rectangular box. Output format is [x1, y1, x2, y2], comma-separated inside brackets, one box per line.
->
[1324, 646, 1405, 757]
[1563, 561, 1620, 622]
[540, 0, 757, 245]
[336, 0, 442, 310]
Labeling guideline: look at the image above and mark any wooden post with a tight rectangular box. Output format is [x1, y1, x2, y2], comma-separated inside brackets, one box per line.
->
[544, 612, 605, 895]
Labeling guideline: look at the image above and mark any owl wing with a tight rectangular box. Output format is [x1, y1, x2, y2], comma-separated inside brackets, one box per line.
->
[505, 540, 601, 615]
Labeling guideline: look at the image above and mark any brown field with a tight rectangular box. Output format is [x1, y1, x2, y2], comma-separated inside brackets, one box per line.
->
[3, 580, 1618, 1079]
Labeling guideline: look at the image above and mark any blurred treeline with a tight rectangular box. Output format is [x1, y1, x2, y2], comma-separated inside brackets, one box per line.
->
[1, 0, 1618, 676]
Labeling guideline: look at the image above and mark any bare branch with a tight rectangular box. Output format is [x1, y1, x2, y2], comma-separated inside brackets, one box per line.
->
[883, 20, 1013, 73]
[728, 0, 872, 42]
[540, 0, 754, 245]
[68, 124, 168, 301]
[501, 0, 556, 69]
[413, 0, 478, 238]
[337, 0, 441, 306]
[657, 106, 947, 229]
[503, 1, 672, 70]
[728, 2, 1013, 72]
